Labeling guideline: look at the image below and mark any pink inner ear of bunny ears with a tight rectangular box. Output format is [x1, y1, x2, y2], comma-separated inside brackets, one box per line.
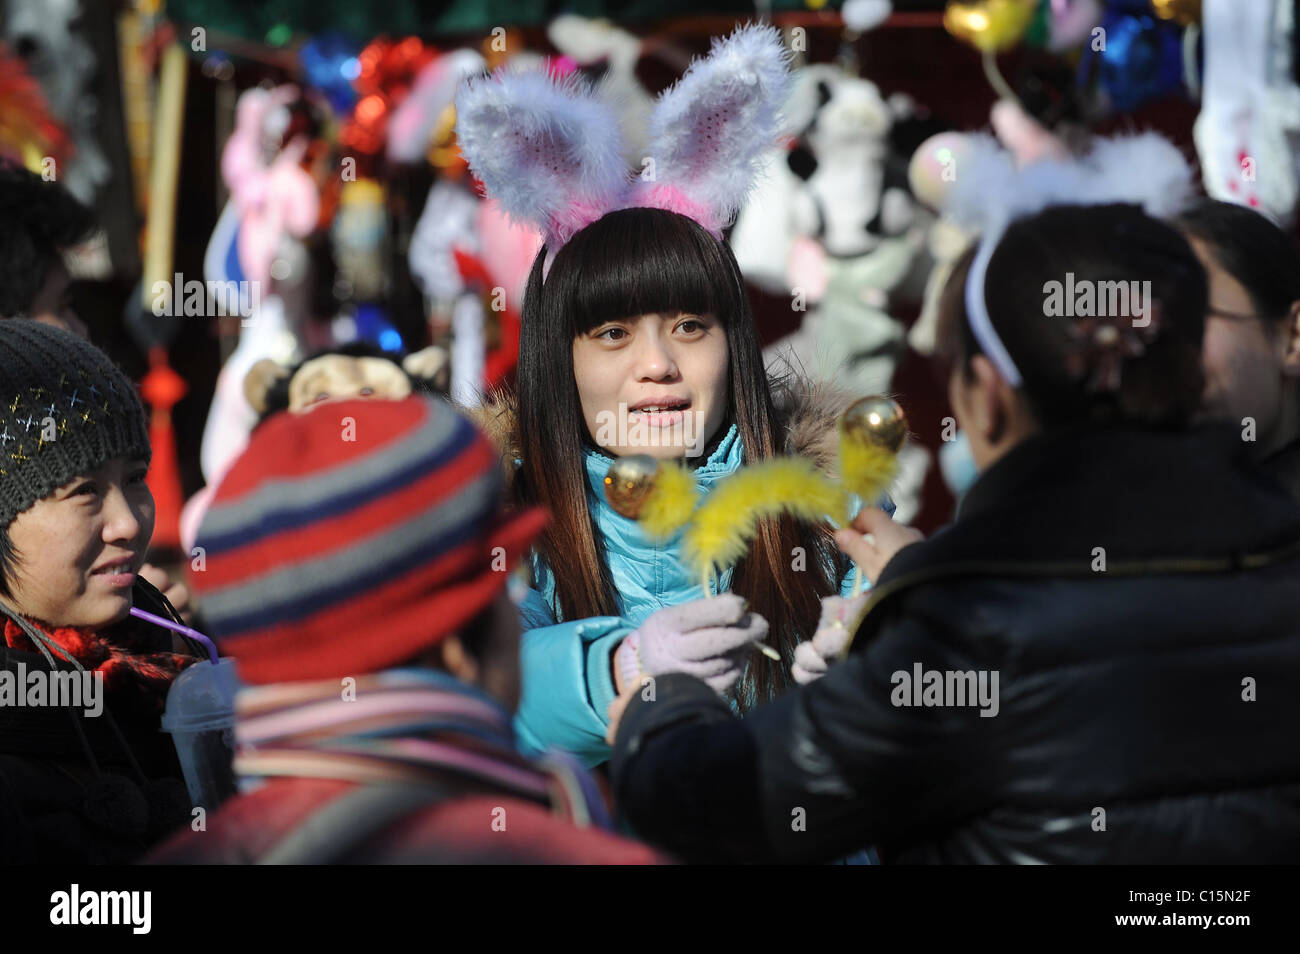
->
[549, 196, 626, 250]
[634, 184, 723, 239]
[540, 186, 724, 280]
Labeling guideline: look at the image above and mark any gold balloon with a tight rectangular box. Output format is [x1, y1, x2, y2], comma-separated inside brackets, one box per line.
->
[603, 455, 660, 519]
[841, 396, 908, 455]
[1151, 0, 1201, 26]
[944, 0, 1037, 53]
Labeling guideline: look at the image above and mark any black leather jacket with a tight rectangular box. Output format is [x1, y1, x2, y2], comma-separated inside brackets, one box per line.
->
[611, 424, 1300, 863]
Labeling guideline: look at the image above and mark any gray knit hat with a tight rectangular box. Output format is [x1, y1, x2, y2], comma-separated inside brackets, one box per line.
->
[0, 320, 151, 530]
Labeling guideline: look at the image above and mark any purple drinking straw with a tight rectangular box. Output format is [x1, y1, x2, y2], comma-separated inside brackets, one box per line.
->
[130, 606, 219, 664]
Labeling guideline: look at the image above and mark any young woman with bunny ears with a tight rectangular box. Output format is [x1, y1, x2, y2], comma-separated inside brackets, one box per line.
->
[457, 25, 879, 766]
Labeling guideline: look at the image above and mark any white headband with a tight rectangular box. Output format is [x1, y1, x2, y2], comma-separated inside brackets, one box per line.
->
[963, 225, 1023, 387]
[942, 131, 1199, 388]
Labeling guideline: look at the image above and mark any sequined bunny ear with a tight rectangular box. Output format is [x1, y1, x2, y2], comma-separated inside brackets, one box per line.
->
[455, 67, 632, 250]
[633, 23, 794, 237]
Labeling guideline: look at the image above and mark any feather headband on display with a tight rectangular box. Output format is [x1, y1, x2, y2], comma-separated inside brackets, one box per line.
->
[454, 23, 793, 260]
[943, 132, 1198, 387]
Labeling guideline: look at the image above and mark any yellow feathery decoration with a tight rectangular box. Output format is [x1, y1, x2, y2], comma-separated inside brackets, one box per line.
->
[839, 396, 909, 595]
[838, 396, 908, 502]
[839, 437, 900, 503]
[638, 460, 699, 539]
[682, 457, 849, 583]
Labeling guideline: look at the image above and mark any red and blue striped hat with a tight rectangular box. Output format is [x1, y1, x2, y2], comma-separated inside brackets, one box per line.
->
[190, 395, 546, 685]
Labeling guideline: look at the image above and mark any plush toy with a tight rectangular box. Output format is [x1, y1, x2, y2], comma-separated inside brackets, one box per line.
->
[196, 84, 324, 492]
[1194, 0, 1300, 226]
[243, 343, 449, 422]
[736, 63, 932, 400]
[729, 62, 935, 526]
[221, 85, 321, 290]
[398, 46, 541, 406]
[181, 344, 446, 556]
[906, 99, 1069, 357]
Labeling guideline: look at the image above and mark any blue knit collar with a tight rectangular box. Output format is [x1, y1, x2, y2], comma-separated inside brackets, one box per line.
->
[583, 423, 742, 502]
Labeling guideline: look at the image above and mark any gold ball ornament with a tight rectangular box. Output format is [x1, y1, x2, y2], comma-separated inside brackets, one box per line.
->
[603, 455, 661, 520]
[841, 396, 908, 455]
[943, 0, 1038, 53]
[1151, 0, 1201, 27]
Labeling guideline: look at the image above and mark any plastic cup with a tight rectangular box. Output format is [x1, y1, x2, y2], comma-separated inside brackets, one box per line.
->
[160, 658, 240, 810]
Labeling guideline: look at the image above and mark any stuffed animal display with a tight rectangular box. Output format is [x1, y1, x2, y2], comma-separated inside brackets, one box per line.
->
[243, 343, 449, 422]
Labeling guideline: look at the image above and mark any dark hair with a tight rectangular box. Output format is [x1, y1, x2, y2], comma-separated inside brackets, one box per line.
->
[1175, 199, 1300, 325]
[453, 595, 497, 661]
[513, 207, 840, 706]
[937, 203, 1207, 428]
[0, 163, 95, 317]
[0, 526, 16, 599]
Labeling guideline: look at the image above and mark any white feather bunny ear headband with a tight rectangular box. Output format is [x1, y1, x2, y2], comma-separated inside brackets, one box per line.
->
[942, 131, 1197, 387]
[454, 23, 793, 259]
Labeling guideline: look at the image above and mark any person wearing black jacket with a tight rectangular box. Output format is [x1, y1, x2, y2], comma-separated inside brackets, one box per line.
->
[608, 203, 1300, 864]
[0, 321, 202, 863]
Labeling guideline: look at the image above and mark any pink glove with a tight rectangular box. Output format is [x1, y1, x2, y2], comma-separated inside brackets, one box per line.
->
[791, 594, 870, 685]
[614, 593, 770, 695]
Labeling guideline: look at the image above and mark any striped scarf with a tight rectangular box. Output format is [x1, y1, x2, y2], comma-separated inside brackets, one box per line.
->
[232, 668, 612, 829]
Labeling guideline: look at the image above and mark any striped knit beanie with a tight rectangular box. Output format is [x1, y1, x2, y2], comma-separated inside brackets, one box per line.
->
[190, 395, 546, 685]
[0, 320, 151, 530]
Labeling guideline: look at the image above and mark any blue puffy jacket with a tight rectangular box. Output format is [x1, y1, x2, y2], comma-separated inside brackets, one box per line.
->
[513, 423, 868, 766]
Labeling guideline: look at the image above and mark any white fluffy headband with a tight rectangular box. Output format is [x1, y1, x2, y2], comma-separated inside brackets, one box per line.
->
[943, 132, 1199, 387]
[454, 23, 793, 257]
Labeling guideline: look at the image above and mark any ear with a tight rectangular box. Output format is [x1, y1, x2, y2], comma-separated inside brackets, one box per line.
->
[403, 345, 449, 382]
[967, 354, 1015, 445]
[1281, 300, 1300, 377]
[243, 359, 291, 414]
[438, 632, 480, 685]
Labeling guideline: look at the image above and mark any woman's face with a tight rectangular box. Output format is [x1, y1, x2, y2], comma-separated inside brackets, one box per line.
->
[572, 311, 730, 460]
[1188, 238, 1290, 446]
[5, 456, 154, 630]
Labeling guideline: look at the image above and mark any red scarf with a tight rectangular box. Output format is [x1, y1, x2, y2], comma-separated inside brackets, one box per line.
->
[3, 616, 197, 716]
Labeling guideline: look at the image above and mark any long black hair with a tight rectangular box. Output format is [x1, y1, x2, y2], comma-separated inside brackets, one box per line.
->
[512, 207, 840, 706]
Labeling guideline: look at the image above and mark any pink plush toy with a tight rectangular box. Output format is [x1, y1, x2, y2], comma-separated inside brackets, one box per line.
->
[221, 86, 321, 287]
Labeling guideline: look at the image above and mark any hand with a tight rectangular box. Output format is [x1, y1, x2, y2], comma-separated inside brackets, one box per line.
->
[613, 593, 769, 697]
[833, 506, 924, 587]
[605, 685, 640, 746]
[791, 593, 869, 685]
[139, 563, 195, 625]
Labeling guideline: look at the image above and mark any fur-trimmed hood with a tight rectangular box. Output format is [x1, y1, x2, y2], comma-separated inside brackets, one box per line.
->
[464, 376, 869, 490]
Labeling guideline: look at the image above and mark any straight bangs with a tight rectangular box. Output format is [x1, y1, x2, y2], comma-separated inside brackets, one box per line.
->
[545, 207, 726, 335]
[515, 203, 839, 705]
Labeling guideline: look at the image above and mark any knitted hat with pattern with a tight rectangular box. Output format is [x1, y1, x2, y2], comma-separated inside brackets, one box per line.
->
[0, 320, 150, 531]
[190, 395, 548, 685]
